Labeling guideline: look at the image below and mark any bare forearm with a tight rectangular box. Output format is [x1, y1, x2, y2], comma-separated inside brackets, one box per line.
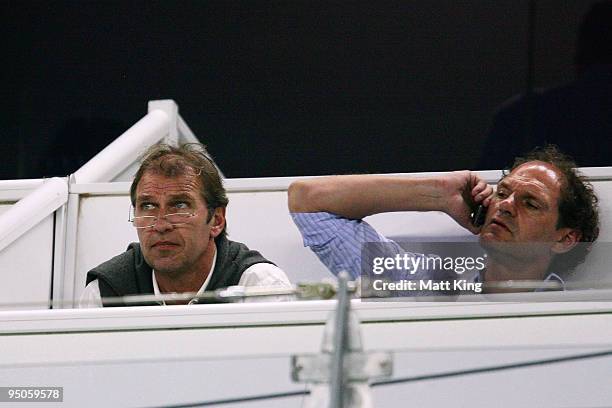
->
[288, 175, 447, 219]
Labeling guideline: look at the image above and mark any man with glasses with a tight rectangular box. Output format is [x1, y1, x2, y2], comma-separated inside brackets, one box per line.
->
[79, 143, 290, 307]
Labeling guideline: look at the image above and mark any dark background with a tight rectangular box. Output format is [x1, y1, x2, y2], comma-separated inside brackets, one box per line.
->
[0, 1, 596, 179]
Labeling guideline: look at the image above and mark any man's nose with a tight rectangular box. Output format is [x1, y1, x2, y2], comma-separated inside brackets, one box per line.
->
[497, 194, 516, 217]
[152, 215, 174, 232]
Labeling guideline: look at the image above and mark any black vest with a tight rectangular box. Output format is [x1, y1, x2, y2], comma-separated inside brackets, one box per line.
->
[86, 235, 273, 307]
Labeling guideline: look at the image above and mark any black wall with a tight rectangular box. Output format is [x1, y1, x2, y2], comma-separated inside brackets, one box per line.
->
[0, 1, 595, 179]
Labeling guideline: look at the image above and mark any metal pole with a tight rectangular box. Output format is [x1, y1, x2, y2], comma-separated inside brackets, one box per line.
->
[329, 271, 350, 408]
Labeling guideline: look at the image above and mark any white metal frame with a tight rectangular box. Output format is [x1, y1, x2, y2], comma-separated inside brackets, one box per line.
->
[67, 167, 612, 196]
[1, 297, 612, 335]
[70, 108, 170, 184]
[0, 179, 46, 202]
[0, 177, 68, 254]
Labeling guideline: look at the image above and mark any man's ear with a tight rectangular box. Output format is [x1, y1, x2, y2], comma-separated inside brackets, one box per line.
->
[208, 207, 226, 238]
[551, 228, 581, 254]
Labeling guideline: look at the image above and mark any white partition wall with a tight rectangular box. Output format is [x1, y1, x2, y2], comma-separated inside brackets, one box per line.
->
[0, 215, 55, 310]
[225, 188, 329, 283]
[72, 193, 138, 295]
[0, 178, 68, 310]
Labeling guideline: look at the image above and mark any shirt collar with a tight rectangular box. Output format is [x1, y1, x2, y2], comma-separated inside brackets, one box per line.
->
[473, 270, 566, 291]
[152, 248, 217, 305]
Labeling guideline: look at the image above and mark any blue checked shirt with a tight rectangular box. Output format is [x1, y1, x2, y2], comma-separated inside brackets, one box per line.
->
[291, 211, 565, 290]
[290, 211, 445, 282]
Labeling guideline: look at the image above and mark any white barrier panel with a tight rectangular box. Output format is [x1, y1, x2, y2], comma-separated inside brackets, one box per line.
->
[0, 178, 68, 310]
[73, 195, 139, 294]
[225, 190, 331, 283]
[0, 214, 55, 310]
[0, 178, 67, 253]
[572, 183, 612, 283]
[0, 301, 611, 407]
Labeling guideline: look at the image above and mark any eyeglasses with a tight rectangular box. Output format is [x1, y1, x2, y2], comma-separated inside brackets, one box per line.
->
[129, 211, 197, 229]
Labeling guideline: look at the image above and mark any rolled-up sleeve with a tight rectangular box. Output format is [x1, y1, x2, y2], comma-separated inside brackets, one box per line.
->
[291, 212, 400, 279]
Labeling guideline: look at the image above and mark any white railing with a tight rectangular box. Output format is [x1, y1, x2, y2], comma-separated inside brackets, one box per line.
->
[0, 179, 46, 201]
[0, 177, 67, 253]
[70, 99, 202, 184]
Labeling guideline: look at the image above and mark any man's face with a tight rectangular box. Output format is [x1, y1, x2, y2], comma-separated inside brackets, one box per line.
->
[134, 169, 224, 276]
[479, 161, 570, 260]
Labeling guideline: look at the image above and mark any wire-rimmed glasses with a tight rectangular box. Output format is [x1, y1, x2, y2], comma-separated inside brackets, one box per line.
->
[128, 209, 197, 229]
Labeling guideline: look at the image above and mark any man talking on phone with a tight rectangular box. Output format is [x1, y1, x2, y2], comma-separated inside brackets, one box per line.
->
[288, 146, 599, 293]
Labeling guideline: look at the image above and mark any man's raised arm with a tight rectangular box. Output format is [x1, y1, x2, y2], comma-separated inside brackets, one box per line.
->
[288, 172, 493, 234]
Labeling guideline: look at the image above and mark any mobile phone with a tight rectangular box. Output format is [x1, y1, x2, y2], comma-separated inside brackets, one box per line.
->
[471, 205, 486, 227]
